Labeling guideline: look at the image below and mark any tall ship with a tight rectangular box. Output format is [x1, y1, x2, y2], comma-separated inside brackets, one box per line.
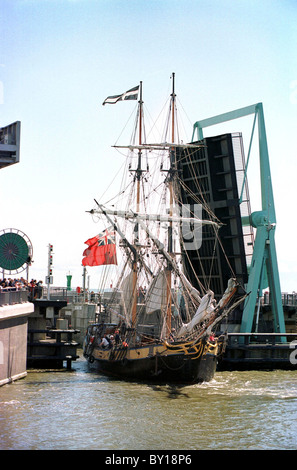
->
[83, 75, 246, 384]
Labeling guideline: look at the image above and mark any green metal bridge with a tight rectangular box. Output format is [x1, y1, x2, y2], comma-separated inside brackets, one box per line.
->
[188, 103, 287, 342]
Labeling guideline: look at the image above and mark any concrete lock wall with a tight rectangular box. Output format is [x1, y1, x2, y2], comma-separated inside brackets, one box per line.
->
[61, 303, 97, 345]
[0, 302, 34, 386]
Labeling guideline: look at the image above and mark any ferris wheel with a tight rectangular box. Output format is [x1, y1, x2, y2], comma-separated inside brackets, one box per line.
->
[0, 228, 33, 276]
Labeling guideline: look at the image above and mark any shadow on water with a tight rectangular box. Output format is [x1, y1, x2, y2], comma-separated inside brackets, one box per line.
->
[149, 384, 191, 398]
[86, 363, 193, 397]
[77, 359, 193, 398]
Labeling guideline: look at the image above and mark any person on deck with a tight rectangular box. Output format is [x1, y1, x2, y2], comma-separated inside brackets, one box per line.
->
[100, 335, 109, 349]
[114, 330, 120, 345]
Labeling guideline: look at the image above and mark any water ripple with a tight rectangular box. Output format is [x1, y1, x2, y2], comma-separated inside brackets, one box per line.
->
[1, 360, 297, 450]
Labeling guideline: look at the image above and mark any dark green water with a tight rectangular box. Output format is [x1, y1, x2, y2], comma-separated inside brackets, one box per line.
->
[1, 351, 297, 450]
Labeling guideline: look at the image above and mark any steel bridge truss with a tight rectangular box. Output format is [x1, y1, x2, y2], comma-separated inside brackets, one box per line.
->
[192, 103, 286, 340]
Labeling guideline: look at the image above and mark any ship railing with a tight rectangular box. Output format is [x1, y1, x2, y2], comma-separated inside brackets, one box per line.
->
[263, 292, 297, 307]
[227, 332, 297, 346]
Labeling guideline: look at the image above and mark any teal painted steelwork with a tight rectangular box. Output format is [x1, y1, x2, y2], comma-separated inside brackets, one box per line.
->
[192, 103, 286, 340]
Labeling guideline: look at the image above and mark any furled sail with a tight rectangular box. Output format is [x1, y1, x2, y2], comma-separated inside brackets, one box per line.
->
[90, 204, 220, 228]
[145, 270, 167, 314]
[179, 272, 202, 304]
[176, 290, 216, 338]
[120, 271, 134, 324]
[217, 278, 238, 307]
[176, 278, 238, 338]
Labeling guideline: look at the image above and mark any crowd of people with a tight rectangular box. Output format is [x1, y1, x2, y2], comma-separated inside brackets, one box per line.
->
[84, 323, 130, 358]
[99, 330, 121, 349]
[0, 277, 29, 290]
[0, 278, 44, 299]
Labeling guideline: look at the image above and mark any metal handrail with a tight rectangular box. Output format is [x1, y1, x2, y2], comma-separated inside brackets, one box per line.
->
[0, 288, 29, 306]
[226, 332, 297, 346]
[263, 292, 297, 307]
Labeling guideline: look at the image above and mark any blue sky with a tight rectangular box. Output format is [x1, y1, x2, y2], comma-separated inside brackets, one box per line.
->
[1, 0, 297, 292]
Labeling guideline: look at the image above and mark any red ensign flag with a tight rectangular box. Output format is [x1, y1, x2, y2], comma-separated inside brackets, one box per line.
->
[82, 229, 117, 267]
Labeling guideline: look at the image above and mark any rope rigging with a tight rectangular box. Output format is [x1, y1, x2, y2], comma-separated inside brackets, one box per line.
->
[89, 77, 243, 350]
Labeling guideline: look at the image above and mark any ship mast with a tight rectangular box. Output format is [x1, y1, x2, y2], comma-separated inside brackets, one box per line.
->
[131, 81, 143, 328]
[136, 81, 143, 214]
[166, 73, 176, 336]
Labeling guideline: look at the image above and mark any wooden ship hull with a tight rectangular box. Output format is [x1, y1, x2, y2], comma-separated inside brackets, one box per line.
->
[84, 336, 222, 384]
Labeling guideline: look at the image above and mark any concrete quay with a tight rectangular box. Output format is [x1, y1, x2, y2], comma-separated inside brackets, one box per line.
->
[0, 288, 82, 386]
[0, 290, 34, 386]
